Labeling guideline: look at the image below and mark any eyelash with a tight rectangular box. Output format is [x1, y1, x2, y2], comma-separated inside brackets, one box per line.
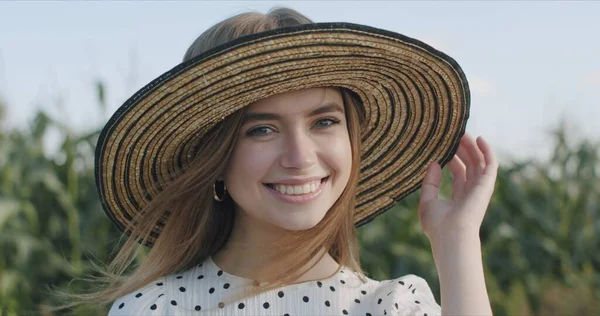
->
[246, 117, 341, 137]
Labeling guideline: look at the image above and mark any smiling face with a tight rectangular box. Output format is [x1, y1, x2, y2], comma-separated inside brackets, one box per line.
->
[222, 87, 353, 232]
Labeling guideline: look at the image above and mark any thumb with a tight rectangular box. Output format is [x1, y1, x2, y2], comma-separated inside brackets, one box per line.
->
[419, 162, 441, 205]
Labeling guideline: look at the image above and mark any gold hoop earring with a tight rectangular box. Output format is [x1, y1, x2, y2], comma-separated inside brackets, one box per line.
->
[213, 181, 227, 202]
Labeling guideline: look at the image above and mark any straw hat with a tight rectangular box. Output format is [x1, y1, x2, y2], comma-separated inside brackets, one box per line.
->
[95, 22, 470, 247]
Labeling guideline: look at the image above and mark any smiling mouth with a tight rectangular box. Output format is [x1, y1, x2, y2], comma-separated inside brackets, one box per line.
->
[264, 176, 329, 195]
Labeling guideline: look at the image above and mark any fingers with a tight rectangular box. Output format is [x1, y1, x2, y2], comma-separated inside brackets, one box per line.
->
[447, 154, 466, 200]
[420, 134, 497, 205]
[457, 133, 488, 180]
[419, 162, 442, 204]
[476, 136, 499, 177]
[456, 139, 475, 180]
[464, 134, 486, 174]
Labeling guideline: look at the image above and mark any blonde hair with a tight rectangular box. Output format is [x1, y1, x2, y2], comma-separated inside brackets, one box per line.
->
[47, 6, 368, 313]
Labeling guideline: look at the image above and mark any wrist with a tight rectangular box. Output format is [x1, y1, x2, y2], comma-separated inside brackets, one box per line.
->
[430, 230, 482, 259]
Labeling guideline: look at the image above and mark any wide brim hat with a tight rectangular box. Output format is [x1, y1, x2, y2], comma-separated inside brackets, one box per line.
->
[95, 22, 470, 247]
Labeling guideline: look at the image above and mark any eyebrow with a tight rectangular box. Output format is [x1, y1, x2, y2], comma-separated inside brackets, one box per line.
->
[242, 102, 345, 125]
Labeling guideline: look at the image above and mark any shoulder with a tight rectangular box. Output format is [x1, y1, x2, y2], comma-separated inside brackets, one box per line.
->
[107, 277, 169, 315]
[370, 274, 441, 316]
[107, 263, 206, 315]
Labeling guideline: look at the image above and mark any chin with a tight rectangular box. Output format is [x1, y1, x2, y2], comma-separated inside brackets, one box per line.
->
[276, 215, 325, 231]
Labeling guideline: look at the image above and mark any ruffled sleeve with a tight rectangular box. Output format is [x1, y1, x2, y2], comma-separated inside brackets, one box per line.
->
[373, 274, 441, 316]
[107, 277, 171, 316]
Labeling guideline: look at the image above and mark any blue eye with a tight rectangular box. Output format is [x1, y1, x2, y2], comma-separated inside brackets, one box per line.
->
[247, 126, 273, 136]
[315, 118, 340, 128]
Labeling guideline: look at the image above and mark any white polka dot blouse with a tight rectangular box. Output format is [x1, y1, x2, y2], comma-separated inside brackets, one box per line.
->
[108, 256, 441, 315]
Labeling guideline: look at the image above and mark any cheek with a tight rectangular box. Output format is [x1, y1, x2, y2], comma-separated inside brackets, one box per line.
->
[226, 142, 274, 180]
[324, 132, 353, 178]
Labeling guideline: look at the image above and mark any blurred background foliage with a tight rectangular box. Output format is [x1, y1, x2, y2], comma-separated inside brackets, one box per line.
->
[0, 83, 598, 315]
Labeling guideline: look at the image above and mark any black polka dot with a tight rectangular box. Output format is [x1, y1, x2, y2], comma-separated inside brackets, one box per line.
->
[303, 296, 309, 302]
[361, 290, 367, 295]
[217, 270, 223, 276]
[238, 303, 245, 309]
[150, 304, 157, 310]
[354, 299, 360, 303]
[343, 310, 348, 315]
[340, 280, 346, 284]
[325, 300, 331, 307]
[198, 263, 203, 267]
[395, 303, 399, 309]
[284, 314, 290, 316]
[179, 286, 186, 292]
[378, 298, 382, 304]
[278, 291, 284, 298]
[398, 280, 405, 285]
[412, 288, 416, 294]
[415, 300, 420, 304]
[367, 313, 372, 316]
[263, 302, 270, 309]
[158, 294, 164, 298]
[384, 310, 387, 315]
[209, 287, 215, 294]
[156, 282, 163, 286]
[317, 281, 323, 287]
[176, 275, 183, 279]
[223, 283, 230, 289]
[197, 275, 204, 280]
[409, 284, 413, 289]
[330, 286, 336, 292]
[171, 300, 177, 306]
[195, 305, 201, 311]
[118, 302, 124, 309]
[425, 313, 428, 316]
[135, 292, 142, 298]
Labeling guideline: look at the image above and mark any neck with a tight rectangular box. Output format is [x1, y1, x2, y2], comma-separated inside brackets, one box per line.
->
[212, 209, 340, 283]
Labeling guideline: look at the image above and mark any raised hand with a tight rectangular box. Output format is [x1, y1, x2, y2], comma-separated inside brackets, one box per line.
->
[418, 133, 499, 244]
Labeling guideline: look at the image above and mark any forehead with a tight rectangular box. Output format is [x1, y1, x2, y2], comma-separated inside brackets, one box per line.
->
[247, 87, 344, 114]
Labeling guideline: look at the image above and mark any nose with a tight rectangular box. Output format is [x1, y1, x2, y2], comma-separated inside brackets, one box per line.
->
[279, 130, 318, 170]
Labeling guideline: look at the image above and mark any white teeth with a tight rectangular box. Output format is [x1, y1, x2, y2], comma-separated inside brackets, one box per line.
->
[271, 179, 323, 195]
[302, 183, 311, 194]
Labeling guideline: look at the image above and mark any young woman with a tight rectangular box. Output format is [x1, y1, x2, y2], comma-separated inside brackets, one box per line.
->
[88, 7, 496, 316]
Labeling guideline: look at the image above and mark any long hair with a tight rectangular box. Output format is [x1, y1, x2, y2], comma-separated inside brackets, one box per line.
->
[47, 7, 368, 312]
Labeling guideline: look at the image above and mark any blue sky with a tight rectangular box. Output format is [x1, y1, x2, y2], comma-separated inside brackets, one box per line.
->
[1, 1, 599, 161]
